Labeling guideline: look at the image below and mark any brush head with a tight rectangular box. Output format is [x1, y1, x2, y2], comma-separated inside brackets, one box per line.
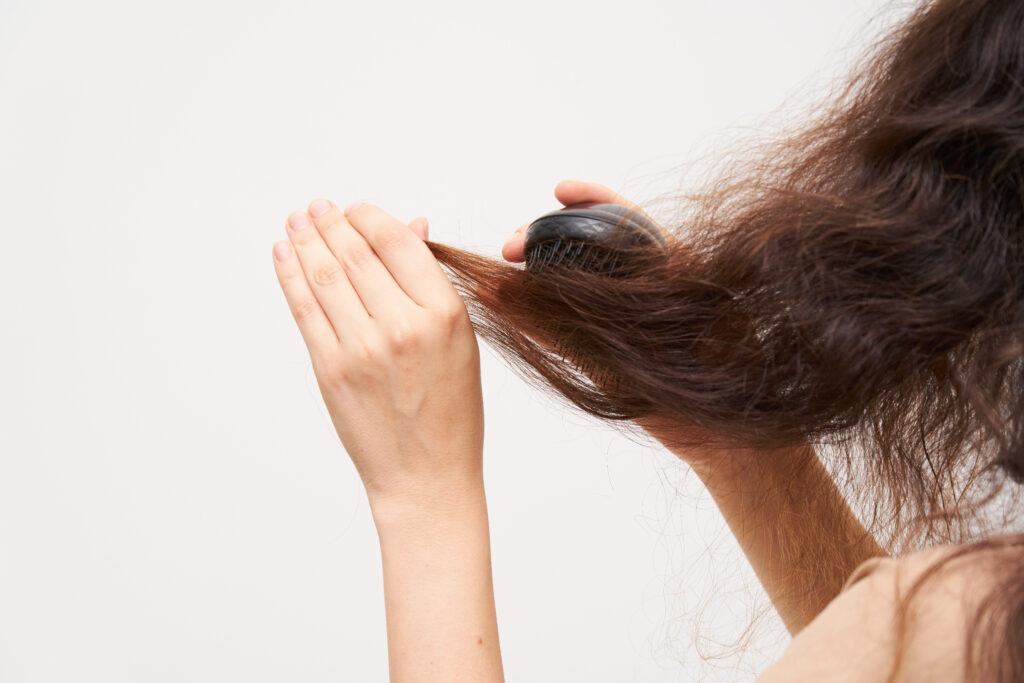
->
[523, 202, 668, 275]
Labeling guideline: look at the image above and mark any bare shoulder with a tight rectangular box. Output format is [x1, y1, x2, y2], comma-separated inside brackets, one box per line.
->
[756, 541, 1011, 683]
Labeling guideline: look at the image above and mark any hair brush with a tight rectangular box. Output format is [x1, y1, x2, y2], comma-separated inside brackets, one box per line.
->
[522, 201, 669, 388]
[523, 202, 668, 274]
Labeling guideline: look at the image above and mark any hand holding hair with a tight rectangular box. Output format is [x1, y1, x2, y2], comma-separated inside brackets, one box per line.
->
[273, 199, 483, 506]
[272, 199, 503, 683]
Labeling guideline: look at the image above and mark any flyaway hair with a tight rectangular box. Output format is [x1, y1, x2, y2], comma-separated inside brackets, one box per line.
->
[428, 0, 1024, 680]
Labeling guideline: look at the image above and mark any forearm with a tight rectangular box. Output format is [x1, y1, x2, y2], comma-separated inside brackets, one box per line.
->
[369, 482, 504, 683]
[689, 442, 885, 634]
[638, 412, 886, 634]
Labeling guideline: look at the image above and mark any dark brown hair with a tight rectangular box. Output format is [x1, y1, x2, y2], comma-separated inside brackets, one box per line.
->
[427, 0, 1024, 679]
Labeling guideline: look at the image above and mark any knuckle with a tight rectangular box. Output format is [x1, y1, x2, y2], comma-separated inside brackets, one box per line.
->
[439, 299, 470, 328]
[375, 227, 408, 252]
[312, 262, 345, 287]
[292, 297, 320, 321]
[345, 339, 378, 370]
[317, 215, 345, 236]
[325, 360, 360, 395]
[386, 317, 422, 352]
[340, 243, 374, 271]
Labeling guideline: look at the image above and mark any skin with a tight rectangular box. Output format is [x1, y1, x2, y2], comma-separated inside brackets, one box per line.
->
[273, 198, 502, 682]
[642, 421, 886, 634]
[273, 180, 885, 680]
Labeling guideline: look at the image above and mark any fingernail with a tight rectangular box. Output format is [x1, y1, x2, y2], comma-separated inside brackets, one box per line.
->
[274, 241, 292, 261]
[288, 212, 310, 230]
[309, 199, 331, 217]
[344, 201, 363, 217]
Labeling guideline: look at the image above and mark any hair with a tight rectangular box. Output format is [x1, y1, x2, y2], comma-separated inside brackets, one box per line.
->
[426, 0, 1024, 679]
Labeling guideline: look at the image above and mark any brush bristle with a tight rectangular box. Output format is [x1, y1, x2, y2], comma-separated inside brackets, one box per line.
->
[551, 329, 621, 391]
[528, 238, 629, 389]
[526, 239, 622, 274]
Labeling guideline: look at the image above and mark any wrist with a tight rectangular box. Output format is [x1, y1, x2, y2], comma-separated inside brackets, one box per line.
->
[368, 476, 488, 533]
[370, 475, 502, 683]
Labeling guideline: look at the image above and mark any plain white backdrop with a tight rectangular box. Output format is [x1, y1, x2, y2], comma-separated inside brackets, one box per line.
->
[1, 0, 903, 680]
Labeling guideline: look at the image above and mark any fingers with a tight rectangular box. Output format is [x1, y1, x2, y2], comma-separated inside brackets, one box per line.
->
[285, 209, 375, 341]
[501, 221, 529, 262]
[272, 238, 341, 362]
[553, 179, 642, 211]
[555, 179, 670, 242]
[303, 199, 415, 321]
[275, 199, 451, 364]
[341, 202, 462, 311]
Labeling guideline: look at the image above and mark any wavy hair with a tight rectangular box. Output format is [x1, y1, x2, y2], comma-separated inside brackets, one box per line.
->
[427, 0, 1024, 679]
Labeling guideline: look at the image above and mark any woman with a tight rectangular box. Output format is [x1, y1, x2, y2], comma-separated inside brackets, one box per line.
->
[271, 0, 1024, 679]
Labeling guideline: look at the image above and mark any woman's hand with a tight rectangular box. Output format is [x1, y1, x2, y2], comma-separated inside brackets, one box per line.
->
[273, 199, 484, 511]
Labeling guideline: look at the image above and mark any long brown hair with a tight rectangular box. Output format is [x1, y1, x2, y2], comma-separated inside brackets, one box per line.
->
[427, 0, 1024, 679]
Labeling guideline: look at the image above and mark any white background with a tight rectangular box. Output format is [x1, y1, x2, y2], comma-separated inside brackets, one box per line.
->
[1, 0, 899, 680]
